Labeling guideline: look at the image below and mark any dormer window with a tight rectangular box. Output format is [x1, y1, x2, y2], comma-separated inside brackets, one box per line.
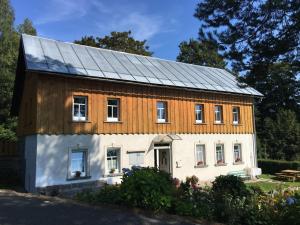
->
[73, 96, 87, 121]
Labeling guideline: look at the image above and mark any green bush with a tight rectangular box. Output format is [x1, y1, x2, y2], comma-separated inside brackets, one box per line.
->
[212, 175, 249, 198]
[211, 175, 251, 223]
[258, 159, 300, 174]
[76, 185, 121, 204]
[173, 176, 213, 219]
[120, 167, 174, 211]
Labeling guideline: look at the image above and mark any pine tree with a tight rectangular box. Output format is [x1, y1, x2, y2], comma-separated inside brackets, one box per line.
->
[194, 0, 300, 160]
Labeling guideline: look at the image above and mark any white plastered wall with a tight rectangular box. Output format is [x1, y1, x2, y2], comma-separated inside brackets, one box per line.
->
[171, 134, 255, 181]
[32, 133, 255, 188]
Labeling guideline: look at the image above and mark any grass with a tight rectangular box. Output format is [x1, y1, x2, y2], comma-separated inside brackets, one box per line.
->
[246, 174, 300, 192]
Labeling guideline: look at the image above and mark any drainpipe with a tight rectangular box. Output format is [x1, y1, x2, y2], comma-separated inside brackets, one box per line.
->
[252, 99, 257, 168]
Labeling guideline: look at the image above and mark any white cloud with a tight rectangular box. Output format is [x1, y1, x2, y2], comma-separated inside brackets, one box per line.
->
[97, 12, 163, 40]
[35, 0, 175, 41]
[35, 0, 89, 25]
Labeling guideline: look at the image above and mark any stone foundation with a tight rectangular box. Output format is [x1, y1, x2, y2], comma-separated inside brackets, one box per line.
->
[36, 180, 105, 197]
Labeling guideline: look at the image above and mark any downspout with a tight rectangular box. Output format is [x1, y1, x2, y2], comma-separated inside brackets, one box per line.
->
[252, 99, 257, 168]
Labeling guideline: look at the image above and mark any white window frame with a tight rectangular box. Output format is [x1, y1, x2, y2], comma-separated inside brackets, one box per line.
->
[106, 147, 121, 173]
[233, 107, 240, 124]
[128, 151, 145, 166]
[195, 104, 204, 123]
[233, 144, 242, 163]
[107, 99, 120, 122]
[157, 101, 167, 123]
[214, 105, 222, 123]
[215, 144, 225, 165]
[72, 96, 87, 121]
[68, 148, 88, 179]
[195, 144, 206, 166]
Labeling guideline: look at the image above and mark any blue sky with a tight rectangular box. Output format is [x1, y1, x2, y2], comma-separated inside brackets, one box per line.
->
[11, 0, 200, 60]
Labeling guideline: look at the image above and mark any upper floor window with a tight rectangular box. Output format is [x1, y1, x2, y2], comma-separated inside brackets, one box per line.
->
[214, 105, 223, 123]
[233, 144, 242, 163]
[216, 144, 225, 165]
[195, 144, 206, 166]
[232, 107, 240, 124]
[157, 101, 167, 123]
[69, 149, 88, 178]
[107, 99, 120, 122]
[195, 104, 204, 123]
[73, 96, 87, 121]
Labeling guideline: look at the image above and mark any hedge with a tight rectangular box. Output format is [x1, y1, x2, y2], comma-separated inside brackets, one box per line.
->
[258, 159, 300, 174]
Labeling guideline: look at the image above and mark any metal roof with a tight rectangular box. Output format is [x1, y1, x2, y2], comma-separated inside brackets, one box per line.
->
[21, 34, 263, 97]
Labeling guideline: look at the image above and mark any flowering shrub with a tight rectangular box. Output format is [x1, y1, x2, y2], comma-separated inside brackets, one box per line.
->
[76, 172, 299, 225]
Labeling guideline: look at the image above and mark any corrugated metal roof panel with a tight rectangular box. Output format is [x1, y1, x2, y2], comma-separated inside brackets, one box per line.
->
[21, 34, 263, 97]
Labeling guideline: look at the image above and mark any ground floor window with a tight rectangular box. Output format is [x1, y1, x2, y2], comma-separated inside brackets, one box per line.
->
[107, 147, 120, 173]
[70, 149, 87, 178]
[233, 144, 242, 163]
[195, 144, 206, 166]
[128, 152, 144, 166]
[216, 144, 225, 165]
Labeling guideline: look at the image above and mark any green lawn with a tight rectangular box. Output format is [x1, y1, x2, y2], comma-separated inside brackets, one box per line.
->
[246, 174, 300, 192]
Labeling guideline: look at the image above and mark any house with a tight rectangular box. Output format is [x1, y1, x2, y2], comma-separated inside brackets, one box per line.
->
[12, 34, 263, 193]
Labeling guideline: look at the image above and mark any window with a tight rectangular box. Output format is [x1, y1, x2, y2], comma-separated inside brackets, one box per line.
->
[195, 144, 206, 166]
[233, 144, 242, 163]
[73, 96, 87, 121]
[216, 144, 225, 164]
[107, 99, 120, 122]
[128, 152, 145, 166]
[233, 107, 240, 124]
[70, 149, 87, 178]
[214, 105, 223, 123]
[107, 148, 120, 173]
[195, 104, 204, 123]
[157, 101, 167, 122]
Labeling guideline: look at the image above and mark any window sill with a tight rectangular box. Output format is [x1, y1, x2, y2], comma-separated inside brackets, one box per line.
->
[103, 173, 123, 177]
[214, 163, 227, 167]
[104, 121, 123, 123]
[194, 122, 208, 125]
[214, 122, 225, 125]
[156, 122, 171, 124]
[194, 165, 208, 168]
[66, 175, 91, 181]
[233, 123, 243, 126]
[70, 120, 92, 123]
[233, 161, 244, 165]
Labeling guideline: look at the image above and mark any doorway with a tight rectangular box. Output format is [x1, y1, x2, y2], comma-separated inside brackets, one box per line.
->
[154, 144, 171, 173]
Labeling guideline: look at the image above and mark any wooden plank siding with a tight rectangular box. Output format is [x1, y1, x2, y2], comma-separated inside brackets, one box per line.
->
[17, 72, 255, 136]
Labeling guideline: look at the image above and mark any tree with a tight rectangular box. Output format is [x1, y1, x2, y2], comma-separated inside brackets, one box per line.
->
[177, 38, 225, 68]
[17, 18, 37, 35]
[194, 0, 300, 117]
[263, 109, 300, 160]
[195, 0, 300, 160]
[0, 0, 36, 140]
[75, 31, 153, 56]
